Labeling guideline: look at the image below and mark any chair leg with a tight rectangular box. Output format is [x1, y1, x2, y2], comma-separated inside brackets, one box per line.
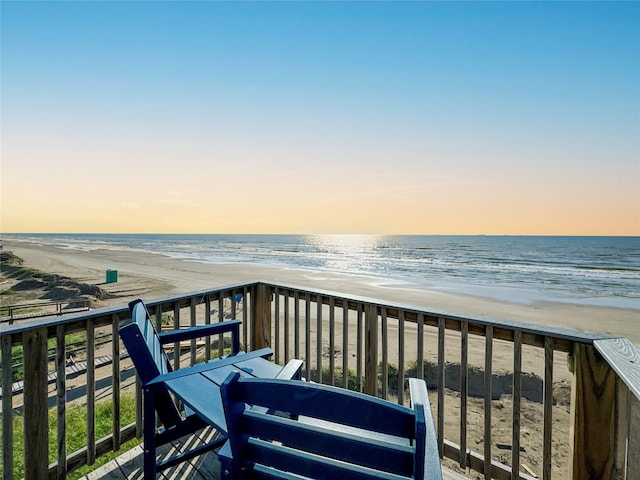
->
[143, 389, 157, 478]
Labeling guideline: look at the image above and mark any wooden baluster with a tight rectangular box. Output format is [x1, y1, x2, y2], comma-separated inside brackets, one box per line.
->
[438, 317, 445, 457]
[87, 318, 96, 465]
[154, 304, 162, 333]
[2, 335, 14, 480]
[357, 305, 363, 393]
[398, 310, 405, 406]
[484, 325, 493, 479]
[460, 321, 468, 469]
[381, 307, 389, 399]
[274, 288, 280, 364]
[543, 336, 554, 480]
[204, 296, 212, 361]
[364, 303, 378, 397]
[189, 297, 196, 366]
[342, 299, 349, 389]
[112, 314, 121, 452]
[512, 330, 522, 480]
[173, 302, 180, 370]
[190, 298, 197, 366]
[218, 295, 225, 356]
[305, 293, 311, 380]
[284, 290, 290, 363]
[294, 291, 300, 360]
[317, 296, 323, 383]
[329, 297, 335, 386]
[417, 313, 424, 381]
[56, 325, 67, 478]
[242, 288, 248, 350]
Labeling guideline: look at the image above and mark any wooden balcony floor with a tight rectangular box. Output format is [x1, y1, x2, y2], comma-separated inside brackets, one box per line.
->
[78, 426, 468, 480]
[79, 426, 222, 480]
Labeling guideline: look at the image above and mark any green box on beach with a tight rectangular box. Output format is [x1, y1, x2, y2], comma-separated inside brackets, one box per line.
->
[106, 269, 118, 283]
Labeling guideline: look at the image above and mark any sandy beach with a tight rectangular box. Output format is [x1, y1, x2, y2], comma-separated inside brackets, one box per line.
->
[3, 239, 638, 346]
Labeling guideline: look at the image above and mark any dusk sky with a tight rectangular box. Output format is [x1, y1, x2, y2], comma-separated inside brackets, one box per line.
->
[1, 1, 639, 235]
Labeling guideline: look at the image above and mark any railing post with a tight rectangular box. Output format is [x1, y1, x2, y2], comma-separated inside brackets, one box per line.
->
[251, 283, 272, 350]
[570, 343, 616, 480]
[628, 394, 640, 479]
[364, 303, 378, 397]
[22, 327, 48, 480]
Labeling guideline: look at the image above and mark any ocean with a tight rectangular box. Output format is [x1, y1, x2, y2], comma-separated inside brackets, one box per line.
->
[3, 234, 639, 310]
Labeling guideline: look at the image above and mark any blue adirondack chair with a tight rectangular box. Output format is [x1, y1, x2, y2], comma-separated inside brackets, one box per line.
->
[120, 298, 302, 478]
[219, 373, 443, 480]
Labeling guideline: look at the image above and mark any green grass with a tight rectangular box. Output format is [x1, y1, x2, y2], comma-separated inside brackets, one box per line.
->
[1, 394, 140, 479]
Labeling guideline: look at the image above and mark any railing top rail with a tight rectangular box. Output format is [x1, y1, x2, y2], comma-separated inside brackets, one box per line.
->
[1, 299, 90, 309]
[256, 280, 619, 346]
[1, 278, 621, 349]
[594, 337, 640, 400]
[0, 303, 131, 336]
[0, 281, 260, 339]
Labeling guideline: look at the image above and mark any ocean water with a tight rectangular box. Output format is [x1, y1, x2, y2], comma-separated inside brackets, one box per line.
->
[3, 234, 639, 309]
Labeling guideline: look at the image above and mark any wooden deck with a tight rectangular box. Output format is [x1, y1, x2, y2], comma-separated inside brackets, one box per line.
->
[77, 426, 467, 480]
[79, 427, 223, 480]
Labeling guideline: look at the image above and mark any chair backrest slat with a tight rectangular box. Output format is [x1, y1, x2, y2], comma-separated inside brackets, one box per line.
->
[242, 410, 414, 475]
[247, 439, 408, 480]
[120, 299, 182, 427]
[228, 377, 415, 438]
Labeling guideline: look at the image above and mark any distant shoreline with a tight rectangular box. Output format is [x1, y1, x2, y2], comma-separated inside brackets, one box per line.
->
[3, 233, 638, 311]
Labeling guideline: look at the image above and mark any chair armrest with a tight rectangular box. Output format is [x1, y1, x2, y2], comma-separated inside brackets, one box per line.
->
[409, 378, 442, 480]
[409, 378, 430, 410]
[145, 348, 274, 388]
[275, 359, 304, 380]
[158, 319, 241, 353]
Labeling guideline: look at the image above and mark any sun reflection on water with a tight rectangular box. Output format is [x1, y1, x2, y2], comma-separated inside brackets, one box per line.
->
[308, 234, 388, 273]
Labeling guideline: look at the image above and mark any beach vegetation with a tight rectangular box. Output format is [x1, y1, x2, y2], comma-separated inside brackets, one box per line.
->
[406, 360, 440, 390]
[309, 366, 361, 391]
[1, 394, 139, 480]
[195, 348, 234, 364]
[378, 362, 401, 394]
[0, 251, 113, 308]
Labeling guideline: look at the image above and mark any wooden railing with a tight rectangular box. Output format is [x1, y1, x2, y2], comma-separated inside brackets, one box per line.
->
[1, 281, 638, 479]
[0, 285, 251, 480]
[0, 299, 90, 325]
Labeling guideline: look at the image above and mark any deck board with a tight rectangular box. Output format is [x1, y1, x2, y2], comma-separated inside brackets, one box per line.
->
[80, 426, 224, 480]
[79, 438, 466, 479]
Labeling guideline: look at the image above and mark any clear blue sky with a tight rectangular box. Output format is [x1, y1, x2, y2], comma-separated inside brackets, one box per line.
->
[2, 1, 639, 235]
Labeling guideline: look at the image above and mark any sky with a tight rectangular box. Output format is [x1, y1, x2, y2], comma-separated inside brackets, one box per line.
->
[1, 1, 639, 236]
